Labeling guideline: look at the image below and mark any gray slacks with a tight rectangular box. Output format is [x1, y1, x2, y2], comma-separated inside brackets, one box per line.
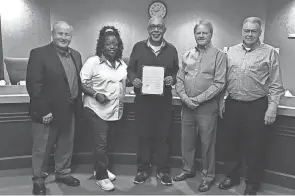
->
[31, 113, 75, 182]
[181, 99, 218, 182]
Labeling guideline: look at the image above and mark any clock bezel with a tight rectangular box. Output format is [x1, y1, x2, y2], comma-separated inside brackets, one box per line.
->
[148, 1, 167, 18]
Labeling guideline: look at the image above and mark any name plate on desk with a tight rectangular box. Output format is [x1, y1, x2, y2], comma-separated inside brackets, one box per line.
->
[141, 65, 164, 95]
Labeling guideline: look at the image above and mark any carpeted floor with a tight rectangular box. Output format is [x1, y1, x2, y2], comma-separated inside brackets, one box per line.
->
[0, 164, 294, 195]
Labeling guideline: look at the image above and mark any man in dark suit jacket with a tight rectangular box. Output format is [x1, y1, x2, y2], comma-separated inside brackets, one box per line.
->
[26, 21, 83, 195]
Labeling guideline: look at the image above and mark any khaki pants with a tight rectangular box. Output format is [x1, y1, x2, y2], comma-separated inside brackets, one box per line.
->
[31, 113, 75, 182]
[180, 99, 218, 182]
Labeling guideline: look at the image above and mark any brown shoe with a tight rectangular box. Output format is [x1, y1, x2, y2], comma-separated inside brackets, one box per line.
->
[56, 175, 80, 187]
[32, 182, 46, 195]
[218, 177, 240, 190]
[173, 172, 195, 181]
[244, 184, 259, 195]
[198, 180, 214, 192]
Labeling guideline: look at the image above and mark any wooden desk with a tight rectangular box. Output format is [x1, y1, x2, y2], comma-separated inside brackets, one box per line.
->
[0, 86, 294, 189]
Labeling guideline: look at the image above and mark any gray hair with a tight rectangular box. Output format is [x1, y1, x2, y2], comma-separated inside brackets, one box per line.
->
[51, 21, 73, 34]
[242, 17, 262, 29]
[193, 20, 213, 34]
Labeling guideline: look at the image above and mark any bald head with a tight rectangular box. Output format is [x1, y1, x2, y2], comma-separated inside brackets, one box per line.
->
[147, 16, 166, 45]
[148, 16, 165, 27]
[51, 21, 73, 50]
[52, 21, 73, 34]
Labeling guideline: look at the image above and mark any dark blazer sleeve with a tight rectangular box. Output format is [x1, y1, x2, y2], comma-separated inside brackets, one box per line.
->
[26, 49, 50, 121]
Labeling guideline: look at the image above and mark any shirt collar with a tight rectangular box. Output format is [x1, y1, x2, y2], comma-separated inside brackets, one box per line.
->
[195, 42, 212, 52]
[99, 55, 122, 68]
[146, 39, 166, 49]
[54, 45, 71, 57]
[242, 40, 261, 52]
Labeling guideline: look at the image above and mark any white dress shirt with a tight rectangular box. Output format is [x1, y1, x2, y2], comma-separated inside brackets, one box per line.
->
[80, 55, 127, 121]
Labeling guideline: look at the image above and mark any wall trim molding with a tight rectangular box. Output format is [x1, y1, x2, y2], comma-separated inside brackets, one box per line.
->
[0, 112, 30, 122]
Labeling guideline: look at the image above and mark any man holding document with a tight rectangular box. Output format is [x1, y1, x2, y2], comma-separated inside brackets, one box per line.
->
[127, 16, 179, 186]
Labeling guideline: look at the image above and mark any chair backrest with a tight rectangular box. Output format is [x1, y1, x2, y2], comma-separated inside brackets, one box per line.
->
[4, 57, 29, 85]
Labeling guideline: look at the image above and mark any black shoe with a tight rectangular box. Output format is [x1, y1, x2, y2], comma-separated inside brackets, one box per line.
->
[244, 184, 259, 195]
[32, 182, 46, 195]
[133, 171, 149, 184]
[173, 172, 195, 181]
[56, 175, 80, 186]
[218, 177, 240, 190]
[156, 172, 172, 186]
[198, 180, 214, 192]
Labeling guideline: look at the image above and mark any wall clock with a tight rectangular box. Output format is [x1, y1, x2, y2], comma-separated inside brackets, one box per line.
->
[148, 1, 167, 18]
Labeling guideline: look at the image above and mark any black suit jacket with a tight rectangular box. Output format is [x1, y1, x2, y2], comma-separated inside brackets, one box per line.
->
[26, 43, 83, 129]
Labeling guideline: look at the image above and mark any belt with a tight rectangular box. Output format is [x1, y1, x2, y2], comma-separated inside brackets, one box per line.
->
[228, 96, 267, 103]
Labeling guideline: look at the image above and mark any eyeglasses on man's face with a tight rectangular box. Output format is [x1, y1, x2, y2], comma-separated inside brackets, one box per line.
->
[243, 29, 260, 35]
[148, 24, 165, 31]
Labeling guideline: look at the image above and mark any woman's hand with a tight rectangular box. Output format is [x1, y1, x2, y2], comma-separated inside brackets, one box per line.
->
[95, 93, 110, 104]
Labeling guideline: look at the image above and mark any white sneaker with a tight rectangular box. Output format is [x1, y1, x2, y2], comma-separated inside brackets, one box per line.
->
[107, 170, 116, 181]
[93, 170, 116, 181]
[96, 179, 115, 191]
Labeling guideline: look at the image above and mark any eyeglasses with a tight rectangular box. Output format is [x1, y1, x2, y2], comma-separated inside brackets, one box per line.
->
[148, 25, 165, 30]
[243, 29, 260, 34]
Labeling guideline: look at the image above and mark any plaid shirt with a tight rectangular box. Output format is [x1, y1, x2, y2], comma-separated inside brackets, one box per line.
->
[176, 44, 227, 103]
[226, 41, 285, 111]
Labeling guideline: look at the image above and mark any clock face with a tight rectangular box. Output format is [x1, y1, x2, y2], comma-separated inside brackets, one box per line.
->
[149, 2, 167, 18]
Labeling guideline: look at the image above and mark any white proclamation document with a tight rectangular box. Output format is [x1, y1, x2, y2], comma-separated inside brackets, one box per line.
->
[141, 66, 165, 95]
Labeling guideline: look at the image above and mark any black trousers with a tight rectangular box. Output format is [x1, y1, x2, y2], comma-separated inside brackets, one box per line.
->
[84, 107, 117, 180]
[221, 96, 268, 186]
[135, 92, 172, 173]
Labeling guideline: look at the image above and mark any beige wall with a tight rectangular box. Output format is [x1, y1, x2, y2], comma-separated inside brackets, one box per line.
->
[49, 0, 266, 62]
[1, 0, 51, 58]
[1, 0, 267, 60]
[4, 0, 294, 92]
[264, 0, 295, 93]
